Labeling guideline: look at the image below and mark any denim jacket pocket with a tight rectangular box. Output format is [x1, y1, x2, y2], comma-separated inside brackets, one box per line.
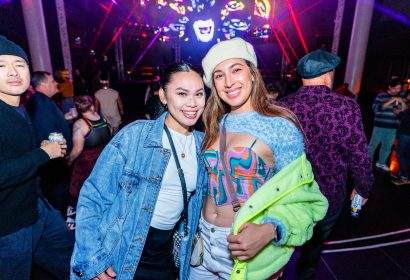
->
[119, 172, 140, 193]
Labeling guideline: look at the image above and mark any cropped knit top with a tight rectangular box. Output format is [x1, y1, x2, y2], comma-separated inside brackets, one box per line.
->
[204, 112, 304, 206]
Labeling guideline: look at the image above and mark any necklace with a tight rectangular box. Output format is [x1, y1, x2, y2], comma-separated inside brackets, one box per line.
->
[173, 131, 193, 159]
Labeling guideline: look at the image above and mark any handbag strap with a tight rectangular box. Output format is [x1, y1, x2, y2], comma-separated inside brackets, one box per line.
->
[164, 125, 189, 236]
[219, 117, 241, 212]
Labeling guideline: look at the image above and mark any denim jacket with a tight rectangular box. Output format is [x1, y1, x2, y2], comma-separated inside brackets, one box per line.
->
[70, 113, 208, 280]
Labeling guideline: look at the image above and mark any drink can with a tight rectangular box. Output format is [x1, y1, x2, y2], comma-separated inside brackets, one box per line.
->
[351, 194, 363, 218]
[70, 107, 78, 118]
[48, 132, 64, 142]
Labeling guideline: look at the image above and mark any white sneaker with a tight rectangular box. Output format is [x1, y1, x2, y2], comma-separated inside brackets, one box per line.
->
[375, 163, 390, 172]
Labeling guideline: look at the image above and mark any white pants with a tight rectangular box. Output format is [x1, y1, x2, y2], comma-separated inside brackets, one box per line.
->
[189, 217, 233, 280]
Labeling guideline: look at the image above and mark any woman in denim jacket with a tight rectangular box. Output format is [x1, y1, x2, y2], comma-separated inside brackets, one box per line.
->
[70, 63, 208, 280]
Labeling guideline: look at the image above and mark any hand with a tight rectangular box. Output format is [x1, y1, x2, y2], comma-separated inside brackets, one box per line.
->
[393, 107, 402, 115]
[92, 267, 116, 280]
[40, 140, 67, 159]
[350, 189, 368, 206]
[227, 222, 276, 261]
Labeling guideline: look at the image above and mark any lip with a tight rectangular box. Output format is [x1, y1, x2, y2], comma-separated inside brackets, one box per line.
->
[7, 80, 22, 86]
[225, 88, 241, 99]
[182, 110, 198, 119]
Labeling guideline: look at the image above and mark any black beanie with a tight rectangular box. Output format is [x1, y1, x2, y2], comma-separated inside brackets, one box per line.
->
[0, 35, 29, 64]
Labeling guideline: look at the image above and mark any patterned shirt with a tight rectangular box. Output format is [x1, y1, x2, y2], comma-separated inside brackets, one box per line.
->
[281, 85, 374, 216]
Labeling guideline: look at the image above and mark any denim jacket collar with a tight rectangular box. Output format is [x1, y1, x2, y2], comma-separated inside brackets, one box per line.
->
[144, 112, 167, 148]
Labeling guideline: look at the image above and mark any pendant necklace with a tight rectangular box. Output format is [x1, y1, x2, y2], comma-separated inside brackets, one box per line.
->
[178, 133, 192, 159]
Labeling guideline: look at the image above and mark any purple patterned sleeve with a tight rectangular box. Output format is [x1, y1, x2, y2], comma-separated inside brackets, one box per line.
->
[347, 102, 374, 198]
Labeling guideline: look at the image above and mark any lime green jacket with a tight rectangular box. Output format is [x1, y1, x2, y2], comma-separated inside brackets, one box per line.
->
[230, 153, 328, 280]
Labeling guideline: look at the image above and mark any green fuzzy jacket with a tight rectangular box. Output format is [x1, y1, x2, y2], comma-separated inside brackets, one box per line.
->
[230, 153, 328, 280]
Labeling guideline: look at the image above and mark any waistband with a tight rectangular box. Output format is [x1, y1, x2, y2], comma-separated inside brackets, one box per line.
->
[200, 216, 231, 234]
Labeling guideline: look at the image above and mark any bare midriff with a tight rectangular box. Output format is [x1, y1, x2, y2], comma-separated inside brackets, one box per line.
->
[202, 196, 238, 228]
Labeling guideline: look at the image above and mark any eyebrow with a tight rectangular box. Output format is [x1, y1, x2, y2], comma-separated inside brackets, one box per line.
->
[213, 62, 245, 74]
[175, 87, 204, 93]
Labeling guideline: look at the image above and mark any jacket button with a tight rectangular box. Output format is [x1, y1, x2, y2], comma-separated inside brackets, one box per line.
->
[276, 188, 280, 191]
[236, 270, 240, 273]
[248, 205, 253, 209]
[211, 228, 215, 233]
[73, 269, 83, 276]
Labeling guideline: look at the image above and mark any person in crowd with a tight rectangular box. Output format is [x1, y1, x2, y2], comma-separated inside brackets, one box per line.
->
[145, 81, 166, 120]
[0, 36, 74, 280]
[334, 82, 355, 98]
[94, 79, 124, 135]
[71, 63, 208, 280]
[266, 83, 280, 102]
[281, 50, 374, 279]
[392, 91, 410, 185]
[60, 69, 75, 113]
[65, 95, 111, 230]
[368, 77, 407, 172]
[191, 37, 328, 280]
[73, 69, 89, 96]
[27, 70, 73, 216]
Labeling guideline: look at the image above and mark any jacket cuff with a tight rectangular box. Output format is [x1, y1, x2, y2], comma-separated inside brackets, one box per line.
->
[71, 252, 111, 279]
[261, 218, 286, 246]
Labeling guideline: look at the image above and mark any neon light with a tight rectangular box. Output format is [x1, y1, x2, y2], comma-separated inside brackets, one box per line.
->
[285, 0, 309, 54]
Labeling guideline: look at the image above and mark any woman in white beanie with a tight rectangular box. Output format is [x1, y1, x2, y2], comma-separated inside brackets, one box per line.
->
[189, 38, 328, 280]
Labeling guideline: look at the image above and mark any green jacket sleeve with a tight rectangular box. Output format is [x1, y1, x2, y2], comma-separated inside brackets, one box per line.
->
[261, 182, 328, 246]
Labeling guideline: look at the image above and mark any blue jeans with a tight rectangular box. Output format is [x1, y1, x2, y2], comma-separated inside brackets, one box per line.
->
[0, 197, 74, 280]
[367, 126, 397, 165]
[397, 134, 410, 178]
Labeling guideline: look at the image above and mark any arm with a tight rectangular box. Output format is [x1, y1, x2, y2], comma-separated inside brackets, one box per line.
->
[382, 97, 397, 108]
[0, 146, 49, 189]
[0, 137, 66, 189]
[117, 95, 124, 116]
[71, 141, 126, 279]
[372, 93, 385, 113]
[348, 102, 374, 202]
[66, 120, 87, 166]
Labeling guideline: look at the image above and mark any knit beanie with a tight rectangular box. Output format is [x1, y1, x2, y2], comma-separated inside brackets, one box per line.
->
[202, 38, 257, 88]
[0, 35, 29, 63]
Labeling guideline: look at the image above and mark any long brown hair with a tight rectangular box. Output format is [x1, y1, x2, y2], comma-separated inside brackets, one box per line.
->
[202, 60, 300, 150]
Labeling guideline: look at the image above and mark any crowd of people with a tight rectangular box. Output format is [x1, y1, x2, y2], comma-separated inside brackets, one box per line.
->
[1, 34, 409, 280]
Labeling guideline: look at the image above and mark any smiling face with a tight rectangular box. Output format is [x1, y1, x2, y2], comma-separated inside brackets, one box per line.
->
[160, 70, 206, 134]
[212, 58, 254, 114]
[0, 55, 30, 106]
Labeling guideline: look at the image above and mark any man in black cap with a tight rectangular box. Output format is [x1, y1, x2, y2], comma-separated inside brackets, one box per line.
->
[0, 36, 74, 279]
[281, 50, 374, 279]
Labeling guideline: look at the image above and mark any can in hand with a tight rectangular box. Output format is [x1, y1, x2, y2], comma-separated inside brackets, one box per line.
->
[70, 107, 78, 118]
[351, 194, 363, 218]
[48, 132, 64, 142]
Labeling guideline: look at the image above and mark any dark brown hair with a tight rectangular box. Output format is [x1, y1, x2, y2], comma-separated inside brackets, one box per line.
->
[74, 95, 93, 114]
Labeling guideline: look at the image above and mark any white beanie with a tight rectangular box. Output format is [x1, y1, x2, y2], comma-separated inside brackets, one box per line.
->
[201, 38, 257, 88]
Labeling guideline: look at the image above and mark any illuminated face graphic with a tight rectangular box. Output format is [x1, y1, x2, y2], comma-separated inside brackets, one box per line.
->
[193, 19, 215, 42]
[169, 23, 186, 32]
[254, 0, 271, 19]
[226, 1, 245, 12]
[228, 18, 249, 31]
